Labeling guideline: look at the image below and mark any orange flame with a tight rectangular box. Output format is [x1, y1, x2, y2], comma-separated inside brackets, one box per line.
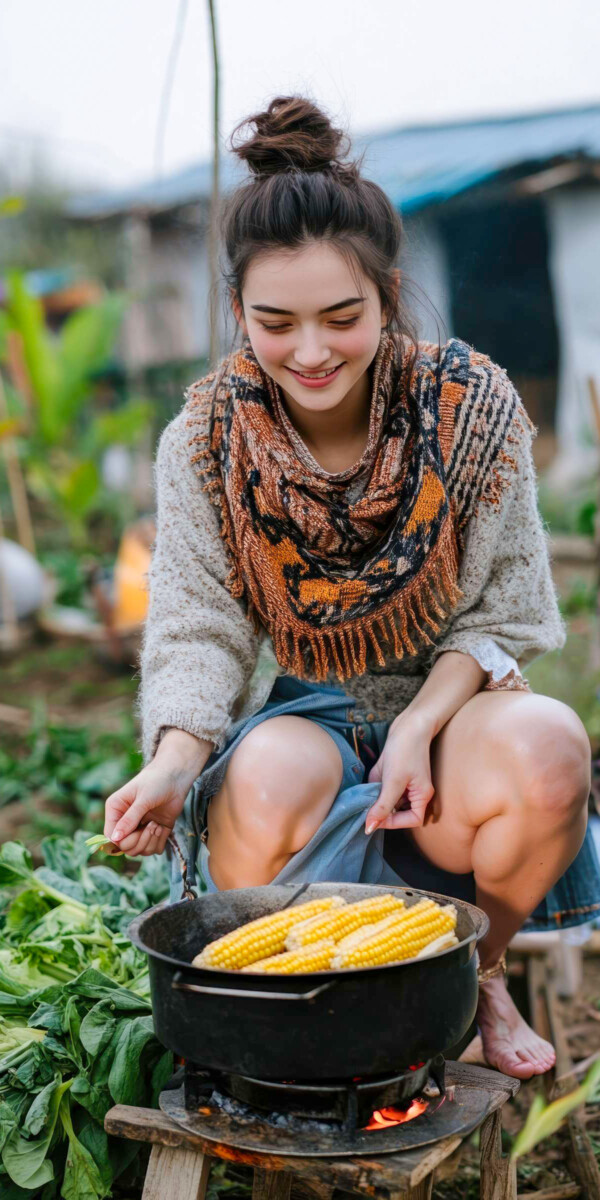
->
[363, 1098, 428, 1130]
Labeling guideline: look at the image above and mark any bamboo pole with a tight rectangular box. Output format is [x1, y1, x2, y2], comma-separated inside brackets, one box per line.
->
[207, 0, 221, 367]
[588, 377, 600, 672]
[0, 498, 19, 649]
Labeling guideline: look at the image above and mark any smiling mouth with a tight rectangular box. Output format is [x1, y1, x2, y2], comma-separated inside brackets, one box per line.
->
[287, 364, 344, 379]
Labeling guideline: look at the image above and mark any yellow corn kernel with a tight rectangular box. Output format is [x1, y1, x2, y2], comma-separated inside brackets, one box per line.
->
[331, 901, 457, 969]
[243, 940, 335, 974]
[285, 893, 405, 951]
[192, 896, 345, 969]
[335, 909, 414, 956]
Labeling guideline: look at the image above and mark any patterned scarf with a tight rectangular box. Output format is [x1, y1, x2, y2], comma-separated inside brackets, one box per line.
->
[184, 330, 531, 682]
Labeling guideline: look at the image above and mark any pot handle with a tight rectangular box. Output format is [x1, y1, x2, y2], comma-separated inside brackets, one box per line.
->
[172, 971, 337, 1003]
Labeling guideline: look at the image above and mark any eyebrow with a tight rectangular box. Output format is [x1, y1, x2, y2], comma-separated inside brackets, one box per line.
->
[250, 296, 366, 316]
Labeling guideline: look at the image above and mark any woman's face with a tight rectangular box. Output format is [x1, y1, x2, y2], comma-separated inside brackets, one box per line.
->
[233, 241, 388, 414]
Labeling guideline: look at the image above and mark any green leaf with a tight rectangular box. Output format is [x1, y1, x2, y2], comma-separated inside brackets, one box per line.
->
[151, 1049, 174, 1104]
[89, 398, 152, 452]
[511, 1058, 600, 1160]
[108, 1016, 156, 1105]
[0, 196, 25, 217]
[0, 1098, 18, 1150]
[56, 295, 126, 428]
[79, 1002, 118, 1059]
[0, 844, 33, 888]
[6, 890, 52, 937]
[79, 759, 129, 797]
[40, 834, 89, 881]
[69, 1075, 111, 1125]
[59, 1094, 106, 1200]
[5, 271, 61, 444]
[84, 835, 111, 849]
[77, 1118, 112, 1193]
[56, 460, 100, 519]
[22, 1077, 61, 1137]
[34, 867, 87, 906]
[2, 1077, 70, 1187]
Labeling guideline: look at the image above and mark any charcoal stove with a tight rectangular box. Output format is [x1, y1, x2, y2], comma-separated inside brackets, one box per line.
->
[159, 1055, 495, 1156]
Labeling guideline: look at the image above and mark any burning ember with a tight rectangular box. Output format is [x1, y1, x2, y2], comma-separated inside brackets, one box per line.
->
[363, 1098, 428, 1130]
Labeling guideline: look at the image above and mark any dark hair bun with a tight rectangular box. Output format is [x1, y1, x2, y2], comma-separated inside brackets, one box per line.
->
[229, 95, 350, 177]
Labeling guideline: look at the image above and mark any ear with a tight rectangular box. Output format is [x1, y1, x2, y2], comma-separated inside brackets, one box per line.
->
[230, 290, 248, 334]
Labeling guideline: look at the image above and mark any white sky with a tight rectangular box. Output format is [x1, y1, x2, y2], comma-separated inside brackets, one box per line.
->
[2, 0, 600, 192]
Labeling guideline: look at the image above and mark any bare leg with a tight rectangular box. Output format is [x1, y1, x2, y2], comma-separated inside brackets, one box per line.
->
[206, 716, 344, 889]
[410, 691, 590, 1077]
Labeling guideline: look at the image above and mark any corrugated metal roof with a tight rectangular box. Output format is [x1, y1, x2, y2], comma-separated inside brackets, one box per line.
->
[67, 101, 600, 220]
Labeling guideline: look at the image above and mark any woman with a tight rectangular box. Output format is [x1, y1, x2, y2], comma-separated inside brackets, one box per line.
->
[104, 96, 598, 1079]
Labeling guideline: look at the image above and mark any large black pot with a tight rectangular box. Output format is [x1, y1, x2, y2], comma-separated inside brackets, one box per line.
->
[129, 882, 489, 1079]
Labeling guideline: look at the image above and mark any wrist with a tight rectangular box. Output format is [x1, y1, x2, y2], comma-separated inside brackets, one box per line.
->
[153, 727, 213, 786]
[390, 705, 438, 741]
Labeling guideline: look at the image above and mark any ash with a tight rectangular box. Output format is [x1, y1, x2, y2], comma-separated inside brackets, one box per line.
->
[211, 1089, 334, 1134]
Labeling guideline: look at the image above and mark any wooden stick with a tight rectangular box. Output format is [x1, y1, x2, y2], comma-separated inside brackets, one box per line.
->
[0, 497, 19, 648]
[588, 377, 600, 443]
[479, 1108, 517, 1200]
[0, 370, 36, 555]
[519, 1186, 580, 1199]
[402, 1178, 433, 1199]
[142, 1144, 212, 1200]
[554, 1049, 600, 1092]
[5, 330, 33, 417]
[253, 1169, 293, 1200]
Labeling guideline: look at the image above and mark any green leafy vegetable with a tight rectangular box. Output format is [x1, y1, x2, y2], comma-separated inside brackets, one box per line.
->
[0, 836, 171, 1198]
[511, 1058, 600, 1159]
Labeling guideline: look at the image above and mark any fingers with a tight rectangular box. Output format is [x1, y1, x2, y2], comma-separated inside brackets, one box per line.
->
[378, 797, 431, 830]
[109, 793, 156, 845]
[365, 780, 409, 834]
[368, 758, 383, 784]
[365, 780, 434, 834]
[104, 782, 137, 838]
[110, 821, 171, 857]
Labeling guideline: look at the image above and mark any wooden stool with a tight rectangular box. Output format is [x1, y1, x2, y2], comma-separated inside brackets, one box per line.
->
[105, 1063, 519, 1200]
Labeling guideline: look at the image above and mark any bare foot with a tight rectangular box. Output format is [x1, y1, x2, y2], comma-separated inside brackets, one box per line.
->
[477, 974, 556, 1078]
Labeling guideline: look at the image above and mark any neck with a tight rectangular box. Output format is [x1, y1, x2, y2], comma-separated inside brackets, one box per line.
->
[281, 365, 373, 465]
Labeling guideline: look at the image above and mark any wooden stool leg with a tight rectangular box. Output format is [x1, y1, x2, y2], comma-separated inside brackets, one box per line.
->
[479, 1110, 517, 1200]
[142, 1145, 212, 1200]
[404, 1176, 434, 1199]
[253, 1168, 293, 1200]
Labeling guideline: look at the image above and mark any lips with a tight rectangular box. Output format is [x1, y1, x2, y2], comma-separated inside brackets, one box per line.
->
[285, 364, 344, 388]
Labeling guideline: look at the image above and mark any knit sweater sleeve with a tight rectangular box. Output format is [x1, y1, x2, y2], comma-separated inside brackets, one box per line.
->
[136, 411, 259, 764]
[430, 416, 566, 688]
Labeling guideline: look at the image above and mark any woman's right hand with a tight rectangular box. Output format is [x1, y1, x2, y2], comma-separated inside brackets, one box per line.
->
[103, 729, 213, 856]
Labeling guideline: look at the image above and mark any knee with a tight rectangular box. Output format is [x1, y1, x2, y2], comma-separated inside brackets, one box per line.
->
[505, 699, 590, 826]
[219, 717, 343, 850]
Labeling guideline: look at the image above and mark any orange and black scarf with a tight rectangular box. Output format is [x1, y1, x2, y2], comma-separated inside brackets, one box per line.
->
[185, 331, 531, 682]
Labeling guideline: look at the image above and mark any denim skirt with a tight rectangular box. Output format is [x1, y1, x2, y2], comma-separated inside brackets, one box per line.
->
[168, 676, 600, 933]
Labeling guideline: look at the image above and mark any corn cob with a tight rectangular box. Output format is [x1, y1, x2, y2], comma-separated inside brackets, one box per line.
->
[416, 932, 458, 958]
[331, 899, 457, 969]
[243, 939, 335, 974]
[285, 893, 405, 951]
[334, 910, 411, 957]
[192, 896, 344, 969]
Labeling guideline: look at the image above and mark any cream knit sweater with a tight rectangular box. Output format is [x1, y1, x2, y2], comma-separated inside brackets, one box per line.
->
[137, 350, 566, 765]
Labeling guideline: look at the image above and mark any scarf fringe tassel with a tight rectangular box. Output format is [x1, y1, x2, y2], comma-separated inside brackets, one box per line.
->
[270, 547, 463, 684]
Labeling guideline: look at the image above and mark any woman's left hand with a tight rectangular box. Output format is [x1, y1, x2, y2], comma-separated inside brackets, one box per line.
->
[364, 711, 435, 833]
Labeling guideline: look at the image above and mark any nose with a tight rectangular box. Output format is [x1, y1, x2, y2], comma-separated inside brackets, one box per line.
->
[292, 328, 332, 370]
